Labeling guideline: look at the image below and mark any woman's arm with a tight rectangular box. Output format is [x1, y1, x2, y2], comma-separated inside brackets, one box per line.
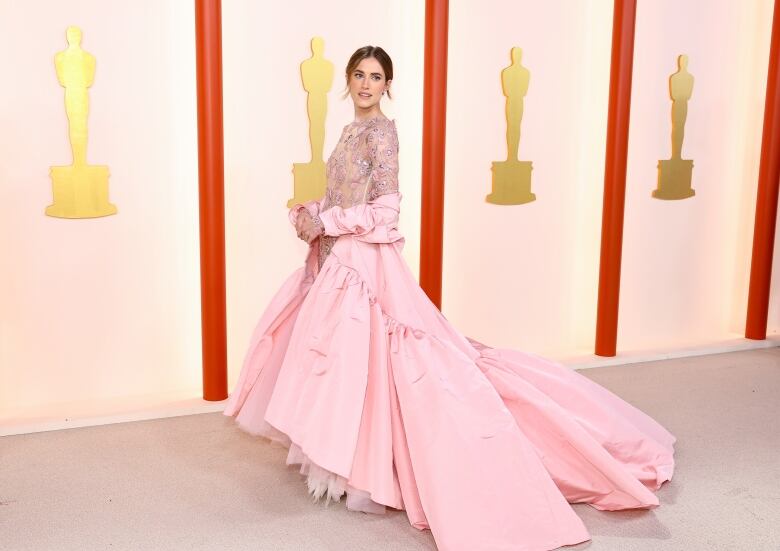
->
[288, 198, 322, 227]
[316, 192, 401, 243]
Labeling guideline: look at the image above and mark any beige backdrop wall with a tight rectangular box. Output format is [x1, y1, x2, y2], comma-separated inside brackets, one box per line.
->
[222, 1, 424, 387]
[619, 0, 778, 350]
[442, 0, 779, 359]
[2, 1, 778, 426]
[442, 0, 613, 358]
[0, 0, 201, 420]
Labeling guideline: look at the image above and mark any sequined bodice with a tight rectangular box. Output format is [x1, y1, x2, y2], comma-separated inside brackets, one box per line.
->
[321, 117, 399, 210]
[318, 117, 399, 266]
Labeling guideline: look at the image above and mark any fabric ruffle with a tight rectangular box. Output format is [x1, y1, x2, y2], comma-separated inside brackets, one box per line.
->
[225, 235, 674, 551]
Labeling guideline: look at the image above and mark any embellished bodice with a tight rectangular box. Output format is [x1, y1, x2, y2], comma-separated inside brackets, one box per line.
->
[318, 116, 399, 265]
[322, 117, 399, 210]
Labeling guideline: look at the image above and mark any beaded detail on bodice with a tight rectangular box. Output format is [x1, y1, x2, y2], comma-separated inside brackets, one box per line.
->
[321, 117, 399, 210]
[318, 117, 399, 266]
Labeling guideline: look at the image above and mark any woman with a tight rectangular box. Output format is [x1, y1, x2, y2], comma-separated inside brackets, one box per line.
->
[225, 46, 675, 551]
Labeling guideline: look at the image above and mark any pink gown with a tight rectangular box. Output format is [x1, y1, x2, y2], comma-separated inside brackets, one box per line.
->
[224, 116, 675, 551]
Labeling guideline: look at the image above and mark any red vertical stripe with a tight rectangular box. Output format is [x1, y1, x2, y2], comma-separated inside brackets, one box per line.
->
[595, 0, 638, 357]
[746, 0, 780, 340]
[419, 0, 449, 309]
[195, 0, 227, 400]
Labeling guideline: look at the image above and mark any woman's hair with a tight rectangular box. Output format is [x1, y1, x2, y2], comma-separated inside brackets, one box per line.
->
[344, 46, 393, 99]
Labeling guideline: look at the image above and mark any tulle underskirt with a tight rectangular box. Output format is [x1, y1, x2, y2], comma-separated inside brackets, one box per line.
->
[238, 416, 387, 515]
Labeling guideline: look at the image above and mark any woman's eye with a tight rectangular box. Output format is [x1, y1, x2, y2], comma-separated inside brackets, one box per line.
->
[372, 75, 381, 81]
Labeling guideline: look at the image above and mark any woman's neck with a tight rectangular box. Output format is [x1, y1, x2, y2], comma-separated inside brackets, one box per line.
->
[354, 106, 384, 122]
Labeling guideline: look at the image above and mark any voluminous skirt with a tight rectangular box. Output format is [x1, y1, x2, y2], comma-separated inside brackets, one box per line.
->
[224, 236, 675, 551]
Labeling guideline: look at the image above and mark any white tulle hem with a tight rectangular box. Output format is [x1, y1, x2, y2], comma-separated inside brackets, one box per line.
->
[248, 419, 387, 515]
[286, 443, 387, 514]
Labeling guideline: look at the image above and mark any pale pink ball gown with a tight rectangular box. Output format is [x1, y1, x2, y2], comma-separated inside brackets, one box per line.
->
[224, 116, 675, 551]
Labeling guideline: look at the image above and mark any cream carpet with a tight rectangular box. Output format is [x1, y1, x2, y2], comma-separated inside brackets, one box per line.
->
[1, 347, 779, 550]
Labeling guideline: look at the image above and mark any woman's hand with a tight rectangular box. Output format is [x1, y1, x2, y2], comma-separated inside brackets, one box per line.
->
[295, 210, 324, 244]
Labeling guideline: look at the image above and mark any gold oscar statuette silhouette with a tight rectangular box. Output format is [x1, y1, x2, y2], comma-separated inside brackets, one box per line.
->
[287, 37, 334, 208]
[47, 26, 116, 219]
[653, 54, 695, 200]
[487, 47, 535, 205]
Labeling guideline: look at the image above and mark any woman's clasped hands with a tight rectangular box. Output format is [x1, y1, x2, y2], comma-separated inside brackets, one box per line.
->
[295, 210, 324, 244]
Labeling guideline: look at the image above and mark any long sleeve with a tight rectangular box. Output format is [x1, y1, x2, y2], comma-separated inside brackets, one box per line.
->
[365, 118, 400, 201]
[317, 192, 402, 244]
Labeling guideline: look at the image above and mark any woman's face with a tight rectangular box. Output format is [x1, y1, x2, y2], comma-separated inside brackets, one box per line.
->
[348, 57, 390, 112]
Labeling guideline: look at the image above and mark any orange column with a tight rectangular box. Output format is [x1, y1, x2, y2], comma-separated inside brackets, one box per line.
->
[419, 0, 449, 309]
[746, 0, 780, 340]
[195, 0, 228, 400]
[595, 0, 637, 357]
